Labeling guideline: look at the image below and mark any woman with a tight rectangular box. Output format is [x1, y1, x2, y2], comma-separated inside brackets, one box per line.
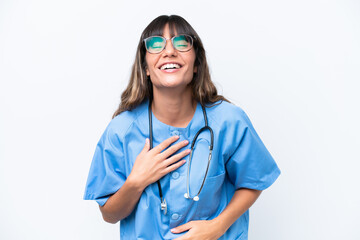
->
[84, 15, 280, 240]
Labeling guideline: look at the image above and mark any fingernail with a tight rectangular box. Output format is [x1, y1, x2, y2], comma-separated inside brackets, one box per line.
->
[184, 140, 189, 144]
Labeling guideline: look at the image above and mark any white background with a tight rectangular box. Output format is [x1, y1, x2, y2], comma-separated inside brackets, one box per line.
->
[1, 0, 359, 239]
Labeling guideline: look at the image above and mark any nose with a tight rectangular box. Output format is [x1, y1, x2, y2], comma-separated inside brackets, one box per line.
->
[162, 39, 177, 56]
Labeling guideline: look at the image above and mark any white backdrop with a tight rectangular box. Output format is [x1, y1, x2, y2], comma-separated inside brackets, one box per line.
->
[1, 0, 359, 239]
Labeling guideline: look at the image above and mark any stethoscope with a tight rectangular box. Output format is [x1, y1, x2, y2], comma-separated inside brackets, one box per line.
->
[148, 99, 214, 215]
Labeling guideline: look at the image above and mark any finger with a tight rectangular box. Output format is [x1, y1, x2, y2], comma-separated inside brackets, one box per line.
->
[159, 140, 189, 159]
[163, 149, 190, 166]
[171, 221, 193, 234]
[152, 135, 179, 154]
[165, 159, 186, 174]
[140, 138, 150, 154]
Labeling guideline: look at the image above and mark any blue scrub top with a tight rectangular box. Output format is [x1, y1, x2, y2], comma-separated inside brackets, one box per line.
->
[84, 99, 280, 240]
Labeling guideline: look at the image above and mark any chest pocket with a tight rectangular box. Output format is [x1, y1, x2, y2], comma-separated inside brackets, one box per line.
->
[188, 136, 225, 218]
[195, 172, 225, 218]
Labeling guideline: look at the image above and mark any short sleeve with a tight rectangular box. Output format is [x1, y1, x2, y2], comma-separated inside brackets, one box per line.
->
[225, 109, 280, 190]
[83, 122, 126, 206]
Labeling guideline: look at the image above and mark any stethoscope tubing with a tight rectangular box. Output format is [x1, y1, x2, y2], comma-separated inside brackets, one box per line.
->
[148, 99, 214, 214]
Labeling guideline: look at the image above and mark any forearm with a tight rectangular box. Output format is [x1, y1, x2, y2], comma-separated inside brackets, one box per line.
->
[99, 175, 146, 224]
[214, 188, 262, 234]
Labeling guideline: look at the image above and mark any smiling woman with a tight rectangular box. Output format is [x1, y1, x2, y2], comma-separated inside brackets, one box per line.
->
[112, 15, 225, 118]
[83, 15, 281, 240]
[145, 24, 196, 92]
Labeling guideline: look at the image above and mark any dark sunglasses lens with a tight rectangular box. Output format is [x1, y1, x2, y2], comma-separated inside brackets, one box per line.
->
[145, 37, 165, 53]
[173, 35, 193, 52]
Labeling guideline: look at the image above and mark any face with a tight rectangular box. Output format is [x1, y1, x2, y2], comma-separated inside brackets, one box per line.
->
[145, 24, 197, 90]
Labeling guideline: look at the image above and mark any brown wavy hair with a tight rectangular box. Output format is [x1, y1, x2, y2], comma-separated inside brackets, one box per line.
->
[112, 15, 229, 118]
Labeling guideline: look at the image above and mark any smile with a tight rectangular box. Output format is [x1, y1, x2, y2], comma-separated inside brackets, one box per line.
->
[159, 63, 182, 70]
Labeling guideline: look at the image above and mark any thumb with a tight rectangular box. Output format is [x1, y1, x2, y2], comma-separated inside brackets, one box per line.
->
[171, 221, 193, 234]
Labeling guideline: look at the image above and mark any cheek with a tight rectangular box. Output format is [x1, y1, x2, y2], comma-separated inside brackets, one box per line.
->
[145, 55, 150, 76]
[145, 54, 159, 76]
[188, 57, 197, 73]
[188, 52, 197, 72]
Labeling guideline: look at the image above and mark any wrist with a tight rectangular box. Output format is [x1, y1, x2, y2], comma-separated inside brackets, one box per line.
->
[209, 217, 228, 236]
[126, 174, 147, 192]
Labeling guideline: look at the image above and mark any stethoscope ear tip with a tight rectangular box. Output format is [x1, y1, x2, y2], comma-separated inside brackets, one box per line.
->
[184, 193, 200, 201]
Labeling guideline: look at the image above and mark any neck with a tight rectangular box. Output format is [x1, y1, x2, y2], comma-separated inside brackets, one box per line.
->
[151, 86, 196, 128]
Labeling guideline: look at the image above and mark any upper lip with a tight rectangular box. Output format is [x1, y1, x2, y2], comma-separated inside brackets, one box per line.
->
[158, 62, 183, 69]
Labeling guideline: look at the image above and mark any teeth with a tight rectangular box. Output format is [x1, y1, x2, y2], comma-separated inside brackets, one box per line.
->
[160, 63, 181, 70]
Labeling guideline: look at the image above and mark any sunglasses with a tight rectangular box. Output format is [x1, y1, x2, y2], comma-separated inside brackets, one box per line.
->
[144, 34, 194, 54]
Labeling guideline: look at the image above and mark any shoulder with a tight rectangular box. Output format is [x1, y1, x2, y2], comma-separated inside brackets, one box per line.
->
[205, 100, 249, 127]
[105, 101, 148, 139]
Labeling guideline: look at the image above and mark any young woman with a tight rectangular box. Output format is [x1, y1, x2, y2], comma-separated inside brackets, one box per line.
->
[84, 15, 280, 240]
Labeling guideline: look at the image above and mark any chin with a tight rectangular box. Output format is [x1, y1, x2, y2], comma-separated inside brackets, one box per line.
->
[154, 78, 192, 89]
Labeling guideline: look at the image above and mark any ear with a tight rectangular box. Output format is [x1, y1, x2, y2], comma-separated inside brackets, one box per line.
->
[146, 67, 150, 76]
[194, 66, 197, 73]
